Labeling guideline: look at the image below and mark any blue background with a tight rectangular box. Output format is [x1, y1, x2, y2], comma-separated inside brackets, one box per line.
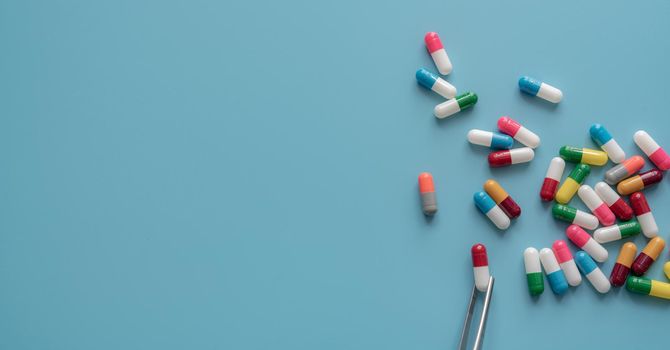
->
[1, 0, 669, 349]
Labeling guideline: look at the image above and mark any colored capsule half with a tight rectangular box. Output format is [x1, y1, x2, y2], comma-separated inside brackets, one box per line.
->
[604, 156, 644, 185]
[424, 32, 452, 75]
[555, 164, 590, 204]
[473, 191, 510, 230]
[552, 240, 582, 287]
[434, 92, 477, 119]
[559, 146, 608, 166]
[634, 130, 670, 171]
[665, 262, 670, 280]
[616, 168, 662, 195]
[471, 243, 490, 292]
[483, 179, 521, 219]
[539, 248, 568, 294]
[593, 220, 641, 244]
[577, 185, 615, 226]
[630, 192, 658, 238]
[575, 251, 611, 293]
[632, 237, 665, 276]
[594, 182, 633, 221]
[523, 247, 544, 296]
[488, 148, 534, 168]
[610, 242, 637, 287]
[497, 116, 540, 148]
[467, 129, 514, 149]
[415, 68, 456, 99]
[566, 225, 608, 263]
[589, 124, 625, 163]
[518, 76, 563, 103]
[627, 276, 670, 300]
[418, 172, 437, 215]
[540, 157, 565, 201]
[552, 203, 599, 230]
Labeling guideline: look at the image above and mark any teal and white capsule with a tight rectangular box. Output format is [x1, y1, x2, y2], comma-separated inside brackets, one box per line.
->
[575, 251, 611, 293]
[518, 76, 562, 103]
[415, 68, 457, 99]
[590, 124, 625, 163]
[473, 191, 510, 230]
[539, 248, 568, 294]
[467, 129, 514, 149]
[593, 220, 641, 244]
[434, 92, 478, 119]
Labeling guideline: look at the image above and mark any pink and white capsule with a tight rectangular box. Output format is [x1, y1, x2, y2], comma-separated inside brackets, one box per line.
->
[424, 32, 452, 75]
[634, 130, 670, 171]
[552, 240, 582, 287]
[577, 185, 615, 226]
[497, 116, 541, 148]
[566, 225, 609, 263]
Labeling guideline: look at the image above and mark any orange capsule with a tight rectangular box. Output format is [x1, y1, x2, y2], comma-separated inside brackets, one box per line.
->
[632, 237, 665, 276]
[418, 172, 437, 215]
[616, 169, 663, 195]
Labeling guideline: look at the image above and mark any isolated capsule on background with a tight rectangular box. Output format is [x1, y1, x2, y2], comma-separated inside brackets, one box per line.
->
[424, 32, 452, 75]
[616, 168, 662, 195]
[555, 164, 590, 204]
[552, 240, 582, 287]
[566, 225, 608, 263]
[626, 276, 670, 300]
[577, 185, 615, 226]
[434, 92, 478, 119]
[559, 146, 608, 166]
[575, 251, 611, 293]
[415, 68, 456, 99]
[540, 157, 565, 201]
[629, 192, 658, 238]
[467, 129, 514, 149]
[634, 130, 670, 171]
[539, 248, 568, 294]
[483, 179, 521, 219]
[594, 182, 633, 221]
[610, 242, 637, 287]
[488, 148, 534, 168]
[632, 237, 665, 276]
[497, 116, 540, 148]
[473, 191, 510, 230]
[418, 172, 437, 215]
[471, 243, 490, 292]
[589, 124, 625, 164]
[604, 156, 645, 185]
[523, 247, 544, 296]
[593, 221, 641, 244]
[518, 76, 563, 103]
[552, 203, 599, 230]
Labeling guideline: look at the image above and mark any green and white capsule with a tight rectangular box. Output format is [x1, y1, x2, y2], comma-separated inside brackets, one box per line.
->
[434, 92, 478, 119]
[552, 203, 599, 230]
[523, 247, 544, 296]
[593, 220, 641, 244]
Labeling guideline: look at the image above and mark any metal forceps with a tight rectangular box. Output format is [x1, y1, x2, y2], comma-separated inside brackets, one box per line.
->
[458, 276, 494, 350]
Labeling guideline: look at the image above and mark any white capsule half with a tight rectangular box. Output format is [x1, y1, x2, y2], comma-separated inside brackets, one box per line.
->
[486, 205, 510, 230]
[515, 127, 541, 149]
[473, 265, 490, 292]
[582, 239, 609, 263]
[601, 139, 625, 164]
[573, 210, 599, 230]
[536, 83, 563, 103]
[559, 259, 582, 287]
[594, 182, 620, 206]
[545, 157, 565, 181]
[524, 247, 542, 274]
[539, 248, 561, 274]
[432, 78, 456, 99]
[433, 100, 461, 119]
[637, 212, 658, 238]
[634, 130, 661, 155]
[594, 225, 624, 243]
[577, 185, 604, 212]
[509, 147, 535, 164]
[585, 268, 611, 294]
[431, 49, 452, 75]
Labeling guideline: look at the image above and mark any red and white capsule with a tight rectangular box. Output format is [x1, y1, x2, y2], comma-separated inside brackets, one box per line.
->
[594, 182, 633, 221]
[488, 147, 535, 167]
[424, 32, 452, 75]
[552, 240, 582, 287]
[540, 157, 565, 201]
[630, 192, 658, 238]
[497, 116, 541, 148]
[471, 243, 490, 292]
[577, 185, 615, 226]
[634, 130, 670, 171]
[566, 225, 608, 263]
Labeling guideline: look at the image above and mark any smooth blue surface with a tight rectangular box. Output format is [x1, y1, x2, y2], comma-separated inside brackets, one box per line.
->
[474, 192, 496, 213]
[575, 251, 598, 274]
[2, 0, 670, 349]
[518, 76, 541, 95]
[415, 68, 438, 89]
[546, 270, 569, 295]
[490, 132, 514, 149]
[590, 124, 614, 145]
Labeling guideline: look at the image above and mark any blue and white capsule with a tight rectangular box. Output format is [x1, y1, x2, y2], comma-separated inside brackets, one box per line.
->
[590, 124, 625, 163]
[574, 251, 611, 293]
[539, 248, 569, 294]
[416, 68, 457, 99]
[467, 129, 514, 149]
[474, 191, 510, 230]
[518, 76, 562, 103]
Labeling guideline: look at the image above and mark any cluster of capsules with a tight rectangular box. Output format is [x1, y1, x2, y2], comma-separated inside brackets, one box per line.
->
[522, 125, 670, 299]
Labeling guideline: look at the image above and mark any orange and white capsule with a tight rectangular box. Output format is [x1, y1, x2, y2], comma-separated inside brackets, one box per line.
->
[418, 172, 437, 215]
